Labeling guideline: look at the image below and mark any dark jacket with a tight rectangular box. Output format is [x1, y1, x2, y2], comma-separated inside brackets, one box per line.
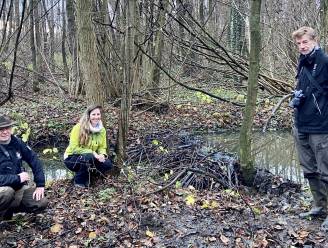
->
[0, 135, 45, 189]
[295, 48, 328, 133]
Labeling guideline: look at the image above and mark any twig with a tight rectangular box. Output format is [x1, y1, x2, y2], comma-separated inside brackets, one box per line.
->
[143, 169, 187, 196]
[262, 93, 293, 132]
[135, 42, 245, 107]
[186, 167, 230, 188]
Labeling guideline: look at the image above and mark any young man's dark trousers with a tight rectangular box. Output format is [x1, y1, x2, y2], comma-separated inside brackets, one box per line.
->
[293, 128, 328, 210]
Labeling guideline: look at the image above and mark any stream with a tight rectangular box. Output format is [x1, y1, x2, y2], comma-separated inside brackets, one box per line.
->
[200, 130, 303, 183]
[36, 130, 303, 183]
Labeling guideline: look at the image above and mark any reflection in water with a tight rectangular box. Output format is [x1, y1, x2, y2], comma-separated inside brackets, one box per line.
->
[24, 158, 71, 182]
[201, 130, 304, 183]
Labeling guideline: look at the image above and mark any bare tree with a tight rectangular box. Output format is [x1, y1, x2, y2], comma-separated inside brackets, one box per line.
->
[239, 0, 262, 185]
[116, 0, 137, 165]
[76, 0, 106, 105]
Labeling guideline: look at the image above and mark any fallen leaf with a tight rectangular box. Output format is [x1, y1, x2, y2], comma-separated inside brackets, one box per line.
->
[220, 234, 230, 245]
[50, 223, 62, 233]
[127, 205, 133, 212]
[211, 200, 219, 208]
[146, 229, 155, 238]
[274, 225, 284, 230]
[298, 230, 309, 239]
[208, 236, 217, 242]
[185, 194, 196, 206]
[201, 200, 210, 209]
[89, 231, 97, 239]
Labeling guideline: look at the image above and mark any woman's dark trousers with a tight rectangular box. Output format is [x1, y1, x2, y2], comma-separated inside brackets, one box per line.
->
[64, 153, 112, 186]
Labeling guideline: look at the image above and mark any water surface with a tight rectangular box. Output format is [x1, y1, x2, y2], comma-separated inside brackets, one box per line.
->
[31, 131, 303, 183]
[200, 130, 303, 183]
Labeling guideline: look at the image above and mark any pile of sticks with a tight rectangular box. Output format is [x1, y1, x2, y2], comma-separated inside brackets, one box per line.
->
[127, 130, 239, 191]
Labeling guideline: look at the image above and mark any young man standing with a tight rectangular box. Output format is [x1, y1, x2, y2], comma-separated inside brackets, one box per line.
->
[291, 26, 328, 231]
[0, 115, 47, 220]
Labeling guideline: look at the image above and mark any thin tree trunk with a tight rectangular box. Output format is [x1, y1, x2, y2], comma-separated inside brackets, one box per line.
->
[117, 0, 135, 166]
[66, 0, 79, 95]
[239, 0, 262, 185]
[49, 0, 55, 70]
[150, 0, 168, 95]
[30, 0, 41, 92]
[14, 0, 20, 30]
[62, 0, 69, 81]
[96, 0, 113, 98]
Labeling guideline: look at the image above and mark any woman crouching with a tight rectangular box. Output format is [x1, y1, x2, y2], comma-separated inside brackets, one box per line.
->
[64, 105, 112, 188]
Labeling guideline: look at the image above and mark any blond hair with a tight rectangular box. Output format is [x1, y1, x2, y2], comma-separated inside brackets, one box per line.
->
[292, 26, 317, 41]
[78, 104, 102, 146]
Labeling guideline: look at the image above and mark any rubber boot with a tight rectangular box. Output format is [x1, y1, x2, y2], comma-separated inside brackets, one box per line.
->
[300, 178, 327, 218]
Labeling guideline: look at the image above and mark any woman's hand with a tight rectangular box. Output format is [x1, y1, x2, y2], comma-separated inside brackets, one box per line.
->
[93, 152, 106, 162]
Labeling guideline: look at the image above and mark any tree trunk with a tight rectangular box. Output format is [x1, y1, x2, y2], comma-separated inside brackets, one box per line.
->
[199, 0, 204, 27]
[150, 0, 168, 95]
[116, 0, 135, 166]
[228, 0, 247, 55]
[76, 0, 106, 105]
[49, 0, 55, 70]
[106, 0, 123, 98]
[239, 0, 262, 185]
[96, 0, 113, 98]
[62, 0, 69, 81]
[30, 0, 42, 92]
[66, 0, 80, 95]
[14, 0, 20, 30]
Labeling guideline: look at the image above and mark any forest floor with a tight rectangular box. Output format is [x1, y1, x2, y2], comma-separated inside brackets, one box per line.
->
[1, 87, 327, 247]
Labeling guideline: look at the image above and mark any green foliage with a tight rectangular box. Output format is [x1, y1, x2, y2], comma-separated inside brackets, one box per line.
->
[27, 63, 33, 70]
[82, 198, 93, 208]
[14, 214, 29, 229]
[195, 92, 213, 104]
[42, 147, 59, 159]
[2, 61, 12, 70]
[252, 207, 261, 216]
[47, 120, 64, 129]
[97, 188, 116, 202]
[11, 113, 31, 142]
[223, 189, 240, 197]
[124, 166, 136, 183]
[158, 145, 168, 153]
[152, 139, 168, 153]
[175, 180, 182, 188]
[212, 88, 246, 103]
[163, 170, 173, 181]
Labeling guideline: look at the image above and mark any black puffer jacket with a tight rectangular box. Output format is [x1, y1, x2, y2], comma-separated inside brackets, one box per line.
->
[295, 48, 328, 133]
[0, 135, 45, 189]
